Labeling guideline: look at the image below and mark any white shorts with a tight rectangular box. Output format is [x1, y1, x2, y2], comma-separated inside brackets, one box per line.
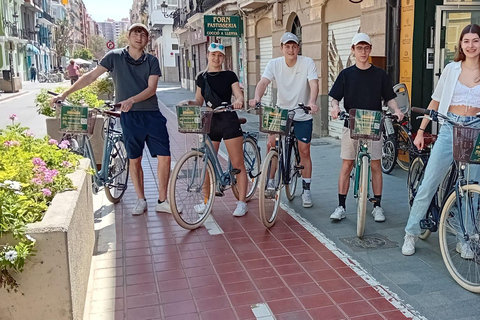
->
[340, 127, 383, 161]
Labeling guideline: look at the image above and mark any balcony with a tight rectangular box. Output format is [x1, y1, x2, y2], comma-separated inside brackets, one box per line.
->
[150, 8, 174, 28]
[38, 12, 54, 26]
[23, 0, 43, 13]
[238, 0, 268, 10]
[203, 0, 224, 11]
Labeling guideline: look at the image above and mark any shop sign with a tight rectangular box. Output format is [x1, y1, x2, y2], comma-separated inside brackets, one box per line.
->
[204, 15, 242, 37]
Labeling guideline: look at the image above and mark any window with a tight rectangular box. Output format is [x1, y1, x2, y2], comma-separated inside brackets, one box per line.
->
[291, 16, 302, 55]
[172, 44, 178, 50]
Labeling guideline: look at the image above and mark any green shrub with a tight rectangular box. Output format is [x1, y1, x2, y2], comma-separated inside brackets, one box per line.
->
[92, 77, 114, 97]
[0, 115, 81, 292]
[36, 87, 105, 117]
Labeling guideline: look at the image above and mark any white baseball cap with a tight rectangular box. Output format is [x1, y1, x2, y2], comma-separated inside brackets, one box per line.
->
[208, 43, 225, 55]
[352, 33, 371, 46]
[280, 32, 299, 45]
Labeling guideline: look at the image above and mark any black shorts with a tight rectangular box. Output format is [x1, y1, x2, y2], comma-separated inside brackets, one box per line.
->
[208, 112, 243, 142]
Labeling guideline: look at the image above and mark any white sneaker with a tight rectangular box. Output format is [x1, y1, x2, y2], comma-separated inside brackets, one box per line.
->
[265, 180, 276, 198]
[302, 190, 313, 208]
[233, 201, 248, 217]
[330, 206, 346, 220]
[371, 207, 386, 222]
[132, 199, 147, 216]
[456, 242, 474, 260]
[155, 201, 172, 213]
[402, 234, 418, 256]
[194, 202, 207, 214]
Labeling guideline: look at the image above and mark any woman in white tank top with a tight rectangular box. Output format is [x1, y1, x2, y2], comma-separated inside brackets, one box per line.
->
[403, 24, 480, 257]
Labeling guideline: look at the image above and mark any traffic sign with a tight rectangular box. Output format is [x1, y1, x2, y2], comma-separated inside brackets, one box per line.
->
[106, 41, 115, 50]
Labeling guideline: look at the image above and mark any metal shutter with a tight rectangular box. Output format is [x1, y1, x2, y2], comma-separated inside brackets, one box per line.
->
[259, 36, 273, 106]
[327, 18, 361, 138]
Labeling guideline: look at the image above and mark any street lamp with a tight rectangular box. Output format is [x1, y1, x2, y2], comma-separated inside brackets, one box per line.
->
[160, 1, 178, 18]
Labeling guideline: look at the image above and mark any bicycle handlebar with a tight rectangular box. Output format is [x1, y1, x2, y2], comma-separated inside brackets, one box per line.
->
[412, 107, 480, 127]
[255, 103, 311, 114]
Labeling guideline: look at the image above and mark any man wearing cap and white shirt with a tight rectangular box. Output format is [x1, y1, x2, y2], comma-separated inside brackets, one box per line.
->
[249, 32, 319, 208]
[329, 33, 403, 222]
[53, 23, 172, 216]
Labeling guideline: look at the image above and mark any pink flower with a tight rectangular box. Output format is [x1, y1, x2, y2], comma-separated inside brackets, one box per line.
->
[24, 130, 34, 137]
[3, 141, 12, 147]
[9, 114, 17, 121]
[10, 141, 20, 146]
[61, 161, 72, 168]
[31, 178, 43, 185]
[48, 139, 58, 145]
[58, 140, 70, 149]
[32, 157, 46, 167]
[41, 188, 52, 196]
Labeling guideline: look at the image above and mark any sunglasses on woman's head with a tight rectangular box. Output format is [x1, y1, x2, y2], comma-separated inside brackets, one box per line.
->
[210, 43, 224, 50]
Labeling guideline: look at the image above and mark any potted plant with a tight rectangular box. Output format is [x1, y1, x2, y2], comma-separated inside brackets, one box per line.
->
[36, 87, 106, 168]
[93, 76, 114, 101]
[0, 115, 94, 320]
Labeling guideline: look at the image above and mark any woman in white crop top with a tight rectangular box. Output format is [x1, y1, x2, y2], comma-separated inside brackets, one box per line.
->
[402, 24, 480, 257]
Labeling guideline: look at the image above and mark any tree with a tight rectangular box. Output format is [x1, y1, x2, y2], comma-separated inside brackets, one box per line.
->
[88, 34, 107, 60]
[73, 47, 94, 60]
[116, 31, 129, 49]
[54, 19, 73, 66]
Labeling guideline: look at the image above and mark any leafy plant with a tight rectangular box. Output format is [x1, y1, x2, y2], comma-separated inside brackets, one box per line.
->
[0, 115, 81, 292]
[73, 47, 94, 61]
[35, 87, 105, 117]
[92, 77, 114, 97]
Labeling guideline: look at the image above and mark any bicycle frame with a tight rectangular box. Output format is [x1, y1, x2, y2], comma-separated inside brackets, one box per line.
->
[353, 141, 371, 198]
[270, 116, 298, 188]
[79, 116, 124, 191]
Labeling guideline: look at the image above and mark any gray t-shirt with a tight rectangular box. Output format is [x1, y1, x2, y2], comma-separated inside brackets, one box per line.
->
[100, 48, 161, 111]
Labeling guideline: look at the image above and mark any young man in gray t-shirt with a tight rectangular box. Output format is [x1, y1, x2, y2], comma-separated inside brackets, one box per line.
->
[54, 23, 171, 215]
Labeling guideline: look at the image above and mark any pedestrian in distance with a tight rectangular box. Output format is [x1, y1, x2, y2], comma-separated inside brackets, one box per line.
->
[249, 32, 319, 208]
[52, 23, 172, 216]
[329, 32, 404, 223]
[180, 43, 248, 217]
[67, 59, 80, 85]
[402, 24, 480, 257]
[30, 64, 36, 82]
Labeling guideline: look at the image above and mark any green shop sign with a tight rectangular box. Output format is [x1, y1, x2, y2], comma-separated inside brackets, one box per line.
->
[204, 15, 242, 37]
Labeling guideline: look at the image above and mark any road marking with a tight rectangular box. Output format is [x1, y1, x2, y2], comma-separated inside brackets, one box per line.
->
[279, 202, 427, 320]
[156, 86, 181, 92]
[251, 303, 274, 319]
[204, 215, 223, 235]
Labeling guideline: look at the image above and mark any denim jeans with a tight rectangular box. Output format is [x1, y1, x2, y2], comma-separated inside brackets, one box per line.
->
[405, 112, 480, 236]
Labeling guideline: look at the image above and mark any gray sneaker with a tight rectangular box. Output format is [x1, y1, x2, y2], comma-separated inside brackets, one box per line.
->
[371, 207, 386, 222]
[233, 201, 248, 217]
[456, 242, 474, 260]
[330, 206, 346, 220]
[402, 234, 418, 256]
[132, 199, 147, 216]
[155, 201, 172, 213]
[302, 190, 313, 208]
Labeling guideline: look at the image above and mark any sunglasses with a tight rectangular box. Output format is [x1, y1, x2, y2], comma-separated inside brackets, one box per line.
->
[210, 43, 224, 50]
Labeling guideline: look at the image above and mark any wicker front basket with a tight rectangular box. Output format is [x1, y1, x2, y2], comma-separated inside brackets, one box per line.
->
[348, 109, 383, 141]
[259, 106, 294, 135]
[176, 105, 213, 134]
[453, 126, 480, 164]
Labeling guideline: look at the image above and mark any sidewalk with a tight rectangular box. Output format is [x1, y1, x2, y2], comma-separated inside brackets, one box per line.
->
[0, 79, 70, 102]
[82, 82, 416, 320]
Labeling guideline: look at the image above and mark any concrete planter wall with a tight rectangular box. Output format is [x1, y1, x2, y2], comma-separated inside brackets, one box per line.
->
[46, 117, 105, 166]
[0, 159, 94, 320]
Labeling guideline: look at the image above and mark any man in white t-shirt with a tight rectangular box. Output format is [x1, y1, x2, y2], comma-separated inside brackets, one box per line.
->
[249, 32, 319, 207]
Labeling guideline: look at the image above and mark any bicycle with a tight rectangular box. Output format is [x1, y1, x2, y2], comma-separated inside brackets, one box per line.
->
[412, 107, 480, 293]
[381, 111, 415, 173]
[49, 91, 129, 203]
[258, 103, 310, 228]
[339, 109, 391, 237]
[168, 104, 261, 230]
[407, 132, 447, 241]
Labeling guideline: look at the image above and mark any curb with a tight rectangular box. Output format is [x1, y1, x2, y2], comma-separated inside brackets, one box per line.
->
[0, 91, 29, 102]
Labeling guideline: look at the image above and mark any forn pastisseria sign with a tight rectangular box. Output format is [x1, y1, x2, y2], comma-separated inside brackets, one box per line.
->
[204, 15, 242, 37]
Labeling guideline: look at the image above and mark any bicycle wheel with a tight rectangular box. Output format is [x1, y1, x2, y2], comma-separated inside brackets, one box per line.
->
[407, 157, 431, 240]
[285, 140, 300, 201]
[357, 156, 369, 238]
[381, 137, 397, 174]
[104, 139, 129, 203]
[168, 150, 215, 230]
[439, 184, 480, 293]
[232, 136, 261, 201]
[259, 150, 282, 228]
[396, 126, 411, 171]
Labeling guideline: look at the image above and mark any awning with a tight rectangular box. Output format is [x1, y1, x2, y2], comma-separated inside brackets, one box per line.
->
[75, 58, 93, 65]
[26, 43, 40, 55]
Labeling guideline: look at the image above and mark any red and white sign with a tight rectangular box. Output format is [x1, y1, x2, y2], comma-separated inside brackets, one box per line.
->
[106, 41, 115, 50]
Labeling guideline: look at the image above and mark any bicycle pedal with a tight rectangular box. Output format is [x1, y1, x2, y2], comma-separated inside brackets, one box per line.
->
[294, 165, 304, 170]
[215, 191, 224, 197]
[230, 168, 241, 175]
[369, 197, 380, 204]
[420, 218, 436, 231]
